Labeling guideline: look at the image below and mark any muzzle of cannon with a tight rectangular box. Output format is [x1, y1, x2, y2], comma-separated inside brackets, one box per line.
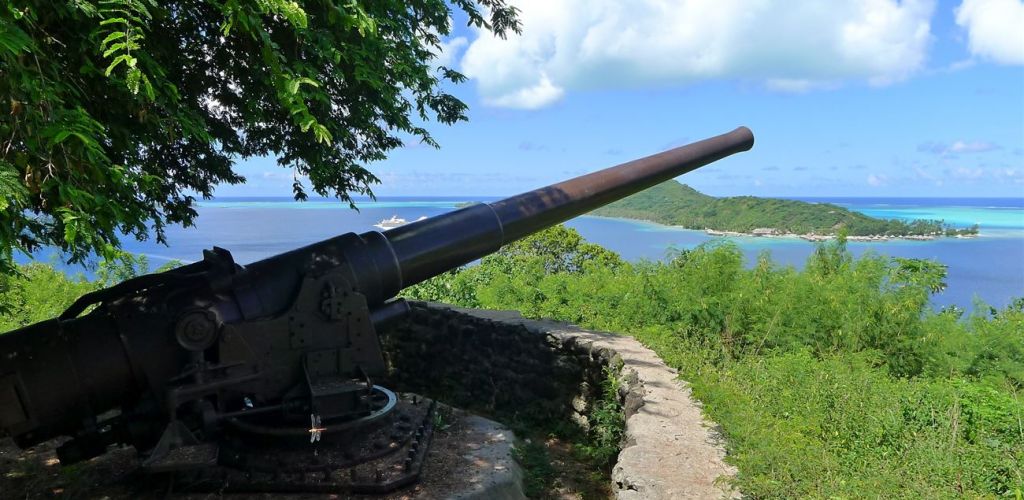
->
[0, 127, 753, 490]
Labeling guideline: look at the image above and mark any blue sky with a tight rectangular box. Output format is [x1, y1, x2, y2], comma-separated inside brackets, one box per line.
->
[220, 0, 1024, 198]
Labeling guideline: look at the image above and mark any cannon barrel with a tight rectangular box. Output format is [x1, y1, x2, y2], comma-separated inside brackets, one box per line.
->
[386, 126, 754, 287]
[0, 127, 753, 456]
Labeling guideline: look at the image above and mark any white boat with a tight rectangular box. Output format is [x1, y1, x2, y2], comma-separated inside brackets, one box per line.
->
[374, 215, 427, 230]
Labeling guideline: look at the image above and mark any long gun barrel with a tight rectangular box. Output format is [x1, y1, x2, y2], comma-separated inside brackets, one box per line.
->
[235, 126, 753, 317]
[0, 127, 753, 468]
[388, 126, 754, 287]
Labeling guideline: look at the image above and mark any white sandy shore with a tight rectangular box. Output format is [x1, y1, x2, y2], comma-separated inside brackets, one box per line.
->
[588, 215, 979, 242]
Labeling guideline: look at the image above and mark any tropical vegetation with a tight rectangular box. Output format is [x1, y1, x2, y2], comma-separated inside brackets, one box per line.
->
[0, 254, 179, 332]
[403, 225, 1022, 498]
[593, 181, 980, 237]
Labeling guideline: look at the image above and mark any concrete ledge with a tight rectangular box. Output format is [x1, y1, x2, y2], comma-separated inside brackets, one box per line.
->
[383, 303, 738, 500]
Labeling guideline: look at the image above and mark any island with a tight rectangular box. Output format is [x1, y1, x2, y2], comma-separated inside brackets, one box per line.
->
[591, 181, 979, 241]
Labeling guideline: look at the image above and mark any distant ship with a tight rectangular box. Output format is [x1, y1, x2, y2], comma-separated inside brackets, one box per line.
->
[373, 215, 427, 230]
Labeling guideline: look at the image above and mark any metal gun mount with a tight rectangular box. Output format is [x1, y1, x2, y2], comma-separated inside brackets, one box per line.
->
[0, 127, 753, 492]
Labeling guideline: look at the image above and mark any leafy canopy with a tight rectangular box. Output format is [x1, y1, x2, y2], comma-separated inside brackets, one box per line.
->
[0, 0, 519, 272]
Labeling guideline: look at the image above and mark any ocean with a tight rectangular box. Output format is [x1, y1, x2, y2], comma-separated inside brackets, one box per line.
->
[28, 196, 1024, 311]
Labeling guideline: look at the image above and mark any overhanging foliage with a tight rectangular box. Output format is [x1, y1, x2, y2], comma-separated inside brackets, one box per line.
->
[0, 0, 519, 271]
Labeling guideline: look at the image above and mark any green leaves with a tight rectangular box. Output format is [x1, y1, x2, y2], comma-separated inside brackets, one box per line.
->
[890, 257, 948, 294]
[287, 76, 319, 94]
[0, 263, 96, 331]
[97, 0, 153, 98]
[99, 17, 130, 27]
[259, 0, 309, 29]
[0, 16, 32, 57]
[99, 30, 127, 47]
[0, 161, 29, 275]
[345, 1, 377, 36]
[1, 0, 519, 273]
[311, 123, 332, 144]
[0, 253, 158, 331]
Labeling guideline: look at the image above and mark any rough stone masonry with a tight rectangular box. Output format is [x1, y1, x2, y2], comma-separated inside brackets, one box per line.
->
[380, 302, 739, 500]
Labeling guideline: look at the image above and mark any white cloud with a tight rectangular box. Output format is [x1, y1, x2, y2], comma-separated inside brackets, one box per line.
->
[764, 79, 841, 93]
[945, 59, 976, 72]
[946, 166, 1024, 184]
[949, 140, 1000, 153]
[914, 166, 944, 185]
[488, 73, 564, 109]
[460, 0, 936, 108]
[374, 169, 541, 192]
[950, 166, 985, 179]
[955, 0, 1024, 65]
[918, 140, 1000, 156]
[433, 36, 468, 69]
[993, 167, 1023, 183]
[262, 170, 307, 181]
[867, 173, 890, 186]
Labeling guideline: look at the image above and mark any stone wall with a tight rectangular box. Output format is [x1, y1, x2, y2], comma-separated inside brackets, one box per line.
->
[379, 301, 616, 433]
[380, 302, 738, 500]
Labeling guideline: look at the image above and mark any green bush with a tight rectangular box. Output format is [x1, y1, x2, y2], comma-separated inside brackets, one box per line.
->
[0, 261, 95, 332]
[574, 368, 625, 470]
[1, 253, 181, 333]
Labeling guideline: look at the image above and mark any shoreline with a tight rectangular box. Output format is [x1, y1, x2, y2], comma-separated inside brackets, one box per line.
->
[587, 215, 980, 242]
[702, 229, 978, 242]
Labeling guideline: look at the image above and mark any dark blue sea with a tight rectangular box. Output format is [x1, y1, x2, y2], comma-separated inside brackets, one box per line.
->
[27, 196, 1024, 311]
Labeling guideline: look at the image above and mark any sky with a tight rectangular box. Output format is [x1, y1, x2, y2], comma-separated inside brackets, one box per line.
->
[219, 0, 1024, 199]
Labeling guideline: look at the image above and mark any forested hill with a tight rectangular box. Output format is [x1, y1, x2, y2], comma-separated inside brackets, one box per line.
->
[592, 181, 977, 237]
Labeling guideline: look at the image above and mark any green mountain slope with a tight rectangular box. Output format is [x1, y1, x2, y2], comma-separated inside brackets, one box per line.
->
[592, 181, 977, 237]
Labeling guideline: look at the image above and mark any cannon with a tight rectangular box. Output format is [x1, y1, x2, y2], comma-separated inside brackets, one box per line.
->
[0, 127, 753, 491]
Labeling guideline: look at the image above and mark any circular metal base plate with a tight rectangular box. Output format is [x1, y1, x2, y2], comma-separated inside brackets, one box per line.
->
[227, 385, 398, 445]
